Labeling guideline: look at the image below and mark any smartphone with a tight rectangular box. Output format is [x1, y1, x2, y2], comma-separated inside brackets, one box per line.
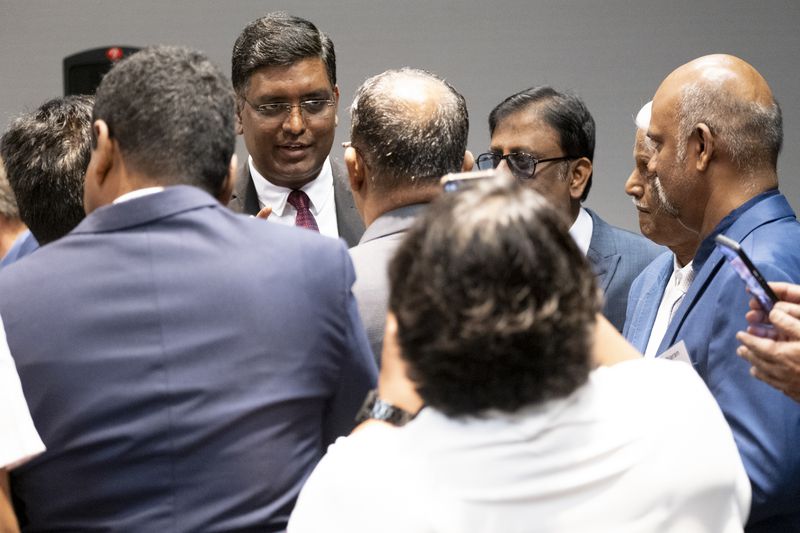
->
[714, 234, 778, 312]
[440, 169, 499, 193]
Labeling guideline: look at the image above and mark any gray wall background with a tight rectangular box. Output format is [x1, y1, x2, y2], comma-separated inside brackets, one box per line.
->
[1, 0, 798, 232]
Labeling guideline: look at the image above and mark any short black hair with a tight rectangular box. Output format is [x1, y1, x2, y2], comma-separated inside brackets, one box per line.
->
[0, 95, 93, 244]
[93, 46, 235, 197]
[489, 86, 596, 201]
[388, 176, 600, 417]
[231, 12, 336, 96]
[350, 68, 468, 189]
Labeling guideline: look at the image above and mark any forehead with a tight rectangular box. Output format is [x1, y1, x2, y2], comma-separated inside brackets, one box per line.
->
[634, 129, 654, 157]
[490, 106, 561, 154]
[244, 57, 332, 99]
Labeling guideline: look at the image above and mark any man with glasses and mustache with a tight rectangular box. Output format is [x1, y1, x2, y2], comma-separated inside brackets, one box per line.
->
[480, 87, 662, 331]
[229, 12, 364, 246]
[622, 101, 700, 356]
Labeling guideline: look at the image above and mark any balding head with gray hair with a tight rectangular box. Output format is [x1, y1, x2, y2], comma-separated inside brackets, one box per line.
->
[349, 68, 468, 191]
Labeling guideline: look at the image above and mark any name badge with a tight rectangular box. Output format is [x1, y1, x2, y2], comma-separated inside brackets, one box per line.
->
[658, 340, 692, 364]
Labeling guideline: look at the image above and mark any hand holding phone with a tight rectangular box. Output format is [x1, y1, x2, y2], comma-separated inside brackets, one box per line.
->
[714, 234, 778, 312]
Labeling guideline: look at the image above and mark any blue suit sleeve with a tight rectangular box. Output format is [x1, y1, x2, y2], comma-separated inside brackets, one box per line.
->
[322, 242, 378, 447]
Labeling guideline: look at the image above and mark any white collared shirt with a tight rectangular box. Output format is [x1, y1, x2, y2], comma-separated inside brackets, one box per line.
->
[644, 257, 695, 358]
[249, 156, 339, 239]
[113, 187, 166, 204]
[568, 207, 593, 256]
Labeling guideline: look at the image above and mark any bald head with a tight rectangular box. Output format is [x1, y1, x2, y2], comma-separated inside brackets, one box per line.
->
[350, 68, 468, 191]
[652, 54, 782, 172]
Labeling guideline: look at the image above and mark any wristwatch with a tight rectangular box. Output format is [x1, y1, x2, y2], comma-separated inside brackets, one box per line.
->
[355, 389, 417, 427]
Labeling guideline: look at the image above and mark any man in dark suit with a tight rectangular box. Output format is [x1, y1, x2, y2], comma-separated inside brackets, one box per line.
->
[345, 68, 471, 360]
[229, 12, 364, 246]
[479, 87, 662, 331]
[644, 54, 800, 531]
[0, 45, 376, 532]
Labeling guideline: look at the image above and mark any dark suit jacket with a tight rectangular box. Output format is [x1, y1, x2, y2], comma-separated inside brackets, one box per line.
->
[349, 204, 428, 362]
[654, 191, 800, 531]
[0, 186, 377, 533]
[585, 208, 664, 332]
[228, 158, 365, 247]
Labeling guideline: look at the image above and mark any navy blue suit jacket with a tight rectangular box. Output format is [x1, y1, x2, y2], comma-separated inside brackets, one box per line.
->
[622, 250, 675, 352]
[655, 191, 800, 531]
[0, 186, 377, 532]
[585, 209, 664, 331]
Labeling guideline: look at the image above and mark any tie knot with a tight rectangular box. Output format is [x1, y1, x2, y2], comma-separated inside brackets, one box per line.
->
[287, 189, 312, 211]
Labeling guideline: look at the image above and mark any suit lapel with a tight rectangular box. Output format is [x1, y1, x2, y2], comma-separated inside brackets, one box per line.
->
[585, 210, 620, 293]
[229, 164, 260, 215]
[331, 158, 365, 247]
[657, 192, 795, 354]
[625, 254, 673, 353]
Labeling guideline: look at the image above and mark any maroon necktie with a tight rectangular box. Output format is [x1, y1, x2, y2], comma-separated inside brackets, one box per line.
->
[287, 189, 319, 232]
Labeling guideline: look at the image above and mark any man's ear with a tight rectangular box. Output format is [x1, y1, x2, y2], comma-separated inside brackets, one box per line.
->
[235, 98, 244, 135]
[217, 154, 237, 205]
[569, 157, 593, 201]
[83, 119, 114, 214]
[462, 150, 475, 172]
[333, 85, 340, 128]
[344, 145, 366, 193]
[692, 123, 714, 172]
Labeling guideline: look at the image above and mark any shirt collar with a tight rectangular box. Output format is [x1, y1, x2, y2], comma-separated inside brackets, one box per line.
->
[672, 257, 695, 292]
[569, 207, 594, 256]
[249, 156, 334, 216]
[693, 189, 779, 271]
[113, 186, 166, 204]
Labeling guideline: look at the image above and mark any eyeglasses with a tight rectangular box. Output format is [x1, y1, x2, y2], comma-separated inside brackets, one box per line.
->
[244, 98, 335, 123]
[476, 152, 575, 180]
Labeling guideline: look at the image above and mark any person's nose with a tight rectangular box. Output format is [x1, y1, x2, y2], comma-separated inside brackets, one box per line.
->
[625, 169, 644, 198]
[282, 106, 306, 136]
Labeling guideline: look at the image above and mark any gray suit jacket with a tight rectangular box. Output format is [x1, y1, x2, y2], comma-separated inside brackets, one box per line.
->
[585, 208, 664, 332]
[349, 204, 428, 363]
[228, 158, 365, 247]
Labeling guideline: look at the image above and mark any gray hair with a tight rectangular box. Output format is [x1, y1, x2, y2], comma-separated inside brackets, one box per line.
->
[676, 84, 782, 171]
[0, 156, 20, 220]
[349, 68, 468, 190]
[0, 96, 93, 244]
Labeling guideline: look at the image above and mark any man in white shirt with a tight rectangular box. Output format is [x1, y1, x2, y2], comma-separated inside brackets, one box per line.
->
[228, 12, 364, 246]
[622, 101, 700, 355]
[289, 176, 750, 533]
[0, 314, 44, 533]
[478, 87, 662, 331]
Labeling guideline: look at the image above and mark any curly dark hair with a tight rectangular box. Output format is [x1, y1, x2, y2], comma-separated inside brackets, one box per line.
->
[388, 176, 600, 417]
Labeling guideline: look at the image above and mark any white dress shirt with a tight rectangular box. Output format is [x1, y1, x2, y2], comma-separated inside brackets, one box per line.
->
[644, 258, 695, 358]
[113, 186, 166, 204]
[249, 156, 339, 239]
[568, 207, 593, 256]
[289, 358, 750, 533]
[0, 314, 45, 469]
